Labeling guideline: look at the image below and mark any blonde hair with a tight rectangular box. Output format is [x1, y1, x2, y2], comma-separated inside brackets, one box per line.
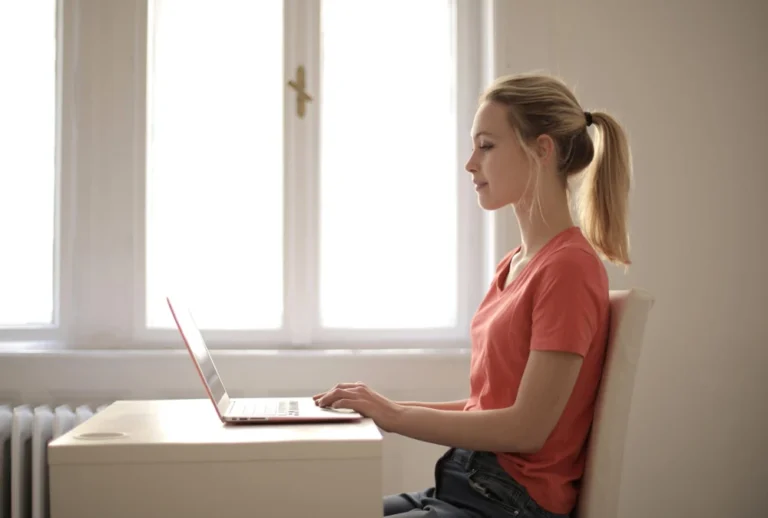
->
[482, 73, 632, 266]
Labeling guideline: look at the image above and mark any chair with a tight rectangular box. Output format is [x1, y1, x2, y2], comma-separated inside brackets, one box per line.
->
[575, 288, 655, 518]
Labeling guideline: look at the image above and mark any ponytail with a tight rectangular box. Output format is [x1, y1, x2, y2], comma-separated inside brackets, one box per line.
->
[482, 73, 633, 266]
[578, 111, 632, 266]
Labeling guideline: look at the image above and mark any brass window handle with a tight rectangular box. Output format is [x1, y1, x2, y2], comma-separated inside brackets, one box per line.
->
[287, 65, 312, 118]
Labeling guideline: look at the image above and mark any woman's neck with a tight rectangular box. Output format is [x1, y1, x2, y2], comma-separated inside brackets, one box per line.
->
[513, 189, 575, 258]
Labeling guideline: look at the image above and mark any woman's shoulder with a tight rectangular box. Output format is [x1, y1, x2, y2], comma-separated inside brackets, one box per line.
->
[534, 231, 609, 287]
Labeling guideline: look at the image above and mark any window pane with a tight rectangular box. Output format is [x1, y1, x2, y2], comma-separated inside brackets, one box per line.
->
[319, 0, 457, 329]
[0, 2, 56, 327]
[146, 0, 284, 330]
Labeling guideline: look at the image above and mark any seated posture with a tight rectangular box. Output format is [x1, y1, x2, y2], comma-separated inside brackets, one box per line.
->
[315, 72, 632, 518]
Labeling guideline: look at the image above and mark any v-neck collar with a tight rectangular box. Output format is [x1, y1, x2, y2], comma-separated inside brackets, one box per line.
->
[495, 226, 580, 292]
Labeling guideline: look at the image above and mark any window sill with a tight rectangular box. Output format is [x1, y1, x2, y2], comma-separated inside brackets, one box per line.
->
[0, 341, 470, 357]
[0, 344, 471, 404]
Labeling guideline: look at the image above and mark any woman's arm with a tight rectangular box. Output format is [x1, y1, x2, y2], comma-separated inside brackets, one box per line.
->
[389, 350, 583, 453]
[396, 399, 467, 411]
[316, 350, 583, 453]
[315, 387, 466, 411]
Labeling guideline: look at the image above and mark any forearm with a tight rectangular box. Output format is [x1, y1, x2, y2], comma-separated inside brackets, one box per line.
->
[396, 399, 468, 411]
[391, 406, 538, 454]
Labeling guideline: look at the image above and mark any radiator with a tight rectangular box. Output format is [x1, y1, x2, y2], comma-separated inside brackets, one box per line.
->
[0, 403, 109, 518]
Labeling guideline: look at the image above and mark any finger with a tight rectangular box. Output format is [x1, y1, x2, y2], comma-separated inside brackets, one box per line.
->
[313, 389, 336, 401]
[314, 383, 365, 403]
[316, 392, 333, 407]
[331, 398, 353, 409]
[337, 382, 365, 389]
[331, 398, 368, 416]
[317, 388, 357, 408]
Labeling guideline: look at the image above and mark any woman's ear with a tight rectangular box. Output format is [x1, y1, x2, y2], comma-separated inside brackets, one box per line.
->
[534, 134, 556, 166]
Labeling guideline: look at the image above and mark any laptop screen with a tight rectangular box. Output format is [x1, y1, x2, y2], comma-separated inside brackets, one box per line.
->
[168, 299, 227, 406]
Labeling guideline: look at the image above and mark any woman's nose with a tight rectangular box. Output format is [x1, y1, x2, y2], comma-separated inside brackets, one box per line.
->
[464, 154, 477, 174]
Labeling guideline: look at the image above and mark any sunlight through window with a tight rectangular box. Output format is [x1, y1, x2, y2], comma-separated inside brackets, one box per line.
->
[0, 1, 57, 327]
[145, 0, 284, 330]
[319, 0, 457, 329]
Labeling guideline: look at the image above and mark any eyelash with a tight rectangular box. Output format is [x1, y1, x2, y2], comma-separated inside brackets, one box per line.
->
[479, 143, 494, 150]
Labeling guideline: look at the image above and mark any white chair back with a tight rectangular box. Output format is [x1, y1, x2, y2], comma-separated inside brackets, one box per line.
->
[576, 288, 655, 518]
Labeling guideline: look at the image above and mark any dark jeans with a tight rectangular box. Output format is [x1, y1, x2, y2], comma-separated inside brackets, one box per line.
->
[383, 448, 569, 518]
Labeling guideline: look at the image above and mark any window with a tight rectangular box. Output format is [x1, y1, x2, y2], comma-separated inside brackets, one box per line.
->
[145, 0, 285, 331]
[2, 0, 488, 349]
[0, 1, 57, 330]
[318, 1, 457, 331]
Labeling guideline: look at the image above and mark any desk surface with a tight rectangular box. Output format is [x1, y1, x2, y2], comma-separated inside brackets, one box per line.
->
[49, 399, 382, 465]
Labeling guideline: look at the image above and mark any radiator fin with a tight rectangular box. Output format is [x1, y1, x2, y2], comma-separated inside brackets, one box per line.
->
[1, 403, 107, 518]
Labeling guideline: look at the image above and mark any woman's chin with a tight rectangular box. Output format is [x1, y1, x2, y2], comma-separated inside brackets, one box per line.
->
[476, 192, 503, 211]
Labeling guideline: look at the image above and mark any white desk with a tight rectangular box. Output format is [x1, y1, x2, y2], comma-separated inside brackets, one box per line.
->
[48, 399, 383, 518]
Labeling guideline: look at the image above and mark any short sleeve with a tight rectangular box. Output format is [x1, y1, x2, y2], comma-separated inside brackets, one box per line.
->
[529, 251, 608, 357]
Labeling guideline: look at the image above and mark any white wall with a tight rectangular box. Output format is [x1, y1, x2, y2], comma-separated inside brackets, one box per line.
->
[491, 0, 767, 516]
[1, 1, 766, 516]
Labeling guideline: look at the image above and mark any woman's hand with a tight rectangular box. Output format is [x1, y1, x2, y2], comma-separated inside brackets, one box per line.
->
[313, 382, 404, 432]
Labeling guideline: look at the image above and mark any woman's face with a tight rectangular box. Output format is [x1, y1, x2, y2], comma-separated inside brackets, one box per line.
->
[465, 101, 534, 211]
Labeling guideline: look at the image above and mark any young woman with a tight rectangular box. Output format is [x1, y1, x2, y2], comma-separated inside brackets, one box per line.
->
[314, 72, 632, 518]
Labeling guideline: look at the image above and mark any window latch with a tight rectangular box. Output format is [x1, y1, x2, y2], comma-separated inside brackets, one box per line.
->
[287, 65, 312, 119]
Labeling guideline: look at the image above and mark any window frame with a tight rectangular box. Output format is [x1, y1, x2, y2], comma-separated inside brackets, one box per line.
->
[1, 0, 494, 351]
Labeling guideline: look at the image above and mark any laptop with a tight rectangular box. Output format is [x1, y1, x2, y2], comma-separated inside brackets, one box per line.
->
[167, 296, 362, 424]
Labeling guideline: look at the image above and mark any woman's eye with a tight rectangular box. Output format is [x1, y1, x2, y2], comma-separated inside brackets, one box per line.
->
[479, 143, 494, 150]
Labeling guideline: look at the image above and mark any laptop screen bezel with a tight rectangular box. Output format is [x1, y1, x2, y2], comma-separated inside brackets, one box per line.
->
[166, 297, 231, 419]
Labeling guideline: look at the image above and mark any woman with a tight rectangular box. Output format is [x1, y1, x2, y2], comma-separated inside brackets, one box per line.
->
[314, 72, 632, 518]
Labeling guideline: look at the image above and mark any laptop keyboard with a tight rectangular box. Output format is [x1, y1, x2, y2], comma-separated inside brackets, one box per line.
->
[231, 399, 300, 417]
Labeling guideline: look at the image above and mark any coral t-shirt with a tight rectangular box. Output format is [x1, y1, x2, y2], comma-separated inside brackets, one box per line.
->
[464, 226, 610, 515]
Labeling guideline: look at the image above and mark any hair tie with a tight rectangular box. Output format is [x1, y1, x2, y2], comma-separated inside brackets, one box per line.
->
[584, 111, 593, 127]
